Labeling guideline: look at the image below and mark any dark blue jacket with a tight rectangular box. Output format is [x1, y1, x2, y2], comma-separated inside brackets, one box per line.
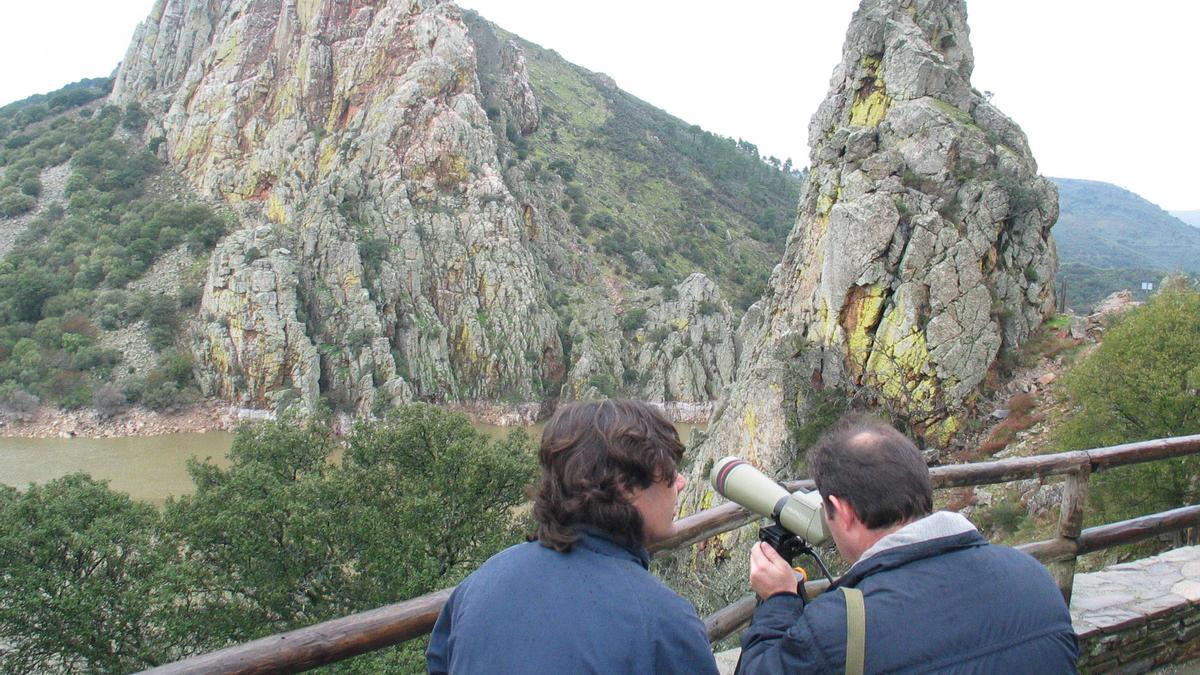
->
[426, 528, 719, 674]
[739, 522, 1078, 673]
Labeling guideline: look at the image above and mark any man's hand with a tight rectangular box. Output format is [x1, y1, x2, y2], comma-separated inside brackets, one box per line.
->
[750, 541, 800, 599]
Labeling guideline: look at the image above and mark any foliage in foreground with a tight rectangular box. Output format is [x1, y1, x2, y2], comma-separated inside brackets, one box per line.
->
[0, 406, 536, 672]
[1056, 285, 1200, 523]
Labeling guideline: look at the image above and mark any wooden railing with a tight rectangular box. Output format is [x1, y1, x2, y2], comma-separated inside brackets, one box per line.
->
[143, 434, 1200, 674]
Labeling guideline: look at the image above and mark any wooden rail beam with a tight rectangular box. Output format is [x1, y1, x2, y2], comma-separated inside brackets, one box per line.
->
[141, 589, 453, 674]
[1076, 505, 1200, 556]
[1017, 505, 1200, 564]
[703, 579, 832, 644]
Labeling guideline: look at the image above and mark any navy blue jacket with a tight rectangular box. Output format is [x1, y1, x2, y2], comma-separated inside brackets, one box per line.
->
[426, 528, 718, 674]
[739, 520, 1078, 673]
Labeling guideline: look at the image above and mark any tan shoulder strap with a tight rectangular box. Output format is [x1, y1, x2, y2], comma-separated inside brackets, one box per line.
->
[841, 586, 865, 675]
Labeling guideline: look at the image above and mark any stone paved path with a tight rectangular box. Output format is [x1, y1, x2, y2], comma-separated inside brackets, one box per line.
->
[1071, 545, 1200, 634]
[1071, 546, 1200, 672]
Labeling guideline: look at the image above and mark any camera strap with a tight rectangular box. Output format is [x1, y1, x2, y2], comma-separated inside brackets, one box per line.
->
[841, 587, 865, 675]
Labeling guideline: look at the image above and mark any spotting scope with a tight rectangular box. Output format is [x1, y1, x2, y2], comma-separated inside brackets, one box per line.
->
[710, 457, 833, 581]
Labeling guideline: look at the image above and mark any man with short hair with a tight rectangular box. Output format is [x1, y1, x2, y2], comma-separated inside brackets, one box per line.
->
[739, 413, 1078, 673]
[426, 399, 719, 674]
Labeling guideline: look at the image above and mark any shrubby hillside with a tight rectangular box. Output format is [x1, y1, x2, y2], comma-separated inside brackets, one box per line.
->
[1052, 178, 1200, 309]
[472, 11, 801, 310]
[0, 80, 227, 413]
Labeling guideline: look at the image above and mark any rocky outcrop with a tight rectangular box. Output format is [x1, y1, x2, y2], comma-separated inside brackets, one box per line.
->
[115, 0, 563, 413]
[684, 0, 1057, 502]
[106, 0, 805, 419]
[190, 226, 324, 410]
[553, 273, 735, 408]
[626, 274, 736, 403]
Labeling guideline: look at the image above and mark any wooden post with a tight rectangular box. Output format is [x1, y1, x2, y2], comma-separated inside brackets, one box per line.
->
[1050, 466, 1089, 604]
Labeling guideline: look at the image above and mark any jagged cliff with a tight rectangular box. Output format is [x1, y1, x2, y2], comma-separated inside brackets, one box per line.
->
[110, 0, 796, 415]
[684, 0, 1057, 506]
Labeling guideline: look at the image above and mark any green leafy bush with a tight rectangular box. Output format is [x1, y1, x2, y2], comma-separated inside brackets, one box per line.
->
[1056, 287, 1200, 522]
[0, 188, 35, 217]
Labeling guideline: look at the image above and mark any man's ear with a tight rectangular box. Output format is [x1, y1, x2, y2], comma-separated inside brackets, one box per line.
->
[826, 495, 860, 527]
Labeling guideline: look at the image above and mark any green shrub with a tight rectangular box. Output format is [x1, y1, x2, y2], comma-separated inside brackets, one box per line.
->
[157, 349, 194, 387]
[0, 188, 35, 217]
[620, 307, 648, 331]
[92, 384, 126, 418]
[141, 382, 183, 410]
[548, 158, 575, 181]
[121, 103, 148, 133]
[1056, 287, 1200, 522]
[588, 371, 619, 397]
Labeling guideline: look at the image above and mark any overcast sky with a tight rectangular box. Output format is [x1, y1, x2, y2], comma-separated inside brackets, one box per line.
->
[1, 1, 1195, 209]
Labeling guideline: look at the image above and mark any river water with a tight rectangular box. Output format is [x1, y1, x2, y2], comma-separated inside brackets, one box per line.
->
[0, 422, 704, 506]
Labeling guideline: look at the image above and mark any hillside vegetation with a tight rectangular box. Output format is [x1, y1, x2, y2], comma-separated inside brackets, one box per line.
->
[0, 80, 226, 412]
[1053, 178, 1200, 309]
[1056, 284, 1200, 523]
[0, 13, 801, 412]
[470, 12, 802, 311]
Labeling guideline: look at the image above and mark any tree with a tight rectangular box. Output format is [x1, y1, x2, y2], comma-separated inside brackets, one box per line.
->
[166, 407, 536, 668]
[1056, 287, 1200, 521]
[0, 475, 184, 672]
[0, 409, 536, 671]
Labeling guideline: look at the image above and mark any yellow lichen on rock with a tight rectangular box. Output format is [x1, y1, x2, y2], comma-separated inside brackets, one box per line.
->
[817, 192, 835, 216]
[296, 0, 322, 31]
[742, 408, 759, 463]
[458, 324, 478, 363]
[849, 55, 890, 128]
[842, 284, 887, 377]
[863, 301, 938, 417]
[317, 142, 338, 177]
[926, 415, 960, 446]
[267, 195, 287, 223]
[849, 88, 890, 127]
[671, 317, 689, 331]
[214, 30, 239, 64]
[814, 298, 838, 343]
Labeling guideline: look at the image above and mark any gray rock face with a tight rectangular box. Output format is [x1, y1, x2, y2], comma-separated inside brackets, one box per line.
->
[684, 0, 1058, 507]
[191, 226, 323, 411]
[627, 274, 736, 404]
[115, 0, 563, 412]
[555, 273, 735, 406]
[108, 0, 799, 418]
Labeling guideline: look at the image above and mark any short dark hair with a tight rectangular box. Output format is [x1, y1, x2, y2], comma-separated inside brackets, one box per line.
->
[533, 400, 684, 552]
[807, 413, 933, 529]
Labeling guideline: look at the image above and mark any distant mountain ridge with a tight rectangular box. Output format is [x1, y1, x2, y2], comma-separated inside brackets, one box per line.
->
[1052, 178, 1200, 274]
[1170, 210, 1200, 228]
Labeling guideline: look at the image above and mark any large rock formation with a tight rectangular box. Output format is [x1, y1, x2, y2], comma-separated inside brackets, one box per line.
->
[685, 0, 1057, 504]
[115, 0, 564, 413]
[108, 0, 797, 417]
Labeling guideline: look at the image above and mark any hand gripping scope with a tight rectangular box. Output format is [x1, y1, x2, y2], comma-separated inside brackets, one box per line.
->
[710, 457, 834, 583]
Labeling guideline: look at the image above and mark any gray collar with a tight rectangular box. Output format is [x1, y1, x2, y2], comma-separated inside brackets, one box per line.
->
[851, 511, 978, 571]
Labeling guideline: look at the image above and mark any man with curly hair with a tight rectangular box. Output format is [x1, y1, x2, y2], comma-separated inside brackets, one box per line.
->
[427, 399, 717, 674]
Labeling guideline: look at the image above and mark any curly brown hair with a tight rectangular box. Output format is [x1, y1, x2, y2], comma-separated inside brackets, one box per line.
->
[533, 400, 684, 552]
